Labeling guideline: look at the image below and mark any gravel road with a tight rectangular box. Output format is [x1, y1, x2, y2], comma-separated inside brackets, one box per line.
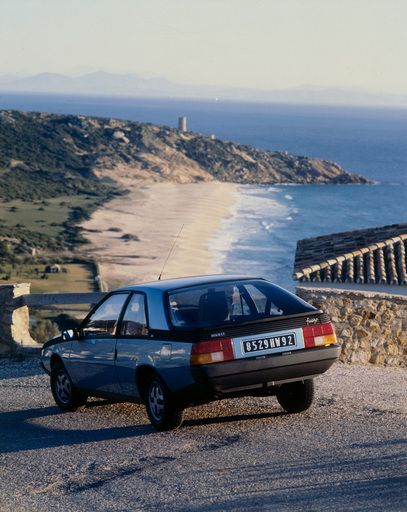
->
[0, 358, 406, 512]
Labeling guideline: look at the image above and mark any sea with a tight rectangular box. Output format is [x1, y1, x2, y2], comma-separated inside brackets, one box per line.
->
[1, 93, 406, 290]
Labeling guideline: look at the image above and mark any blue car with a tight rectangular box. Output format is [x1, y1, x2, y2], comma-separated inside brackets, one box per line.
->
[41, 275, 340, 430]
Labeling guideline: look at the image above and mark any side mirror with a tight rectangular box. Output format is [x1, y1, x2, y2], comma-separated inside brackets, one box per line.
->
[62, 328, 81, 341]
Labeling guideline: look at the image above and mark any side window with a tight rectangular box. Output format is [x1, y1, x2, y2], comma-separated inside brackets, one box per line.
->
[230, 285, 251, 317]
[244, 284, 282, 316]
[119, 293, 148, 337]
[82, 293, 129, 337]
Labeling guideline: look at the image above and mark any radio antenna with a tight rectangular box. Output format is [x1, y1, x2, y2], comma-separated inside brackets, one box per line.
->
[158, 224, 184, 281]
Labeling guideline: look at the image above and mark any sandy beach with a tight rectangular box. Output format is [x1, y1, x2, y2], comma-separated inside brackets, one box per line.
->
[81, 182, 238, 290]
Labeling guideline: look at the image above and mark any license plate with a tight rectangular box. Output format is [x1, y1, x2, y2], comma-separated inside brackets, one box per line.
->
[242, 333, 296, 354]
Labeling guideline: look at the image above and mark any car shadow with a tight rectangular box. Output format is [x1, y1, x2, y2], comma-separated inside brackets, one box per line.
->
[0, 399, 287, 454]
[184, 410, 285, 428]
[0, 404, 154, 454]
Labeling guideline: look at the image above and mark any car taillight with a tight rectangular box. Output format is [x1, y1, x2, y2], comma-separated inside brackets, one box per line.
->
[302, 322, 337, 348]
[191, 338, 235, 365]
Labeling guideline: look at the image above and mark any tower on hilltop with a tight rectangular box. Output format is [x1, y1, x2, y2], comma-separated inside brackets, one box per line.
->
[178, 116, 187, 132]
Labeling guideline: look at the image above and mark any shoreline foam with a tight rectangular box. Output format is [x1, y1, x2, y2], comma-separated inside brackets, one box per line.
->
[80, 182, 237, 290]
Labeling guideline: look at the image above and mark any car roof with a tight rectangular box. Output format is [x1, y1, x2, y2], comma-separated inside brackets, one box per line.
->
[116, 274, 263, 293]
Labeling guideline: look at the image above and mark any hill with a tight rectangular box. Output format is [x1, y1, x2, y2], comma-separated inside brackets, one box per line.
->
[0, 109, 371, 259]
[0, 110, 370, 203]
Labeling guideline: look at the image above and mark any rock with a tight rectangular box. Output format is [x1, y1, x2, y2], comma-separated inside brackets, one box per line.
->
[341, 328, 353, 338]
[365, 319, 380, 332]
[370, 353, 385, 365]
[355, 327, 370, 339]
[341, 306, 355, 316]
[384, 342, 400, 356]
[396, 309, 407, 319]
[349, 314, 363, 327]
[381, 309, 393, 324]
[391, 319, 403, 337]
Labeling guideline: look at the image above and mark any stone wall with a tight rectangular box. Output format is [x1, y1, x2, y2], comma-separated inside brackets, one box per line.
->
[297, 286, 407, 367]
[0, 283, 38, 355]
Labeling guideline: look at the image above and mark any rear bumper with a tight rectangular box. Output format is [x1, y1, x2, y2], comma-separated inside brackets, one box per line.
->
[191, 345, 340, 396]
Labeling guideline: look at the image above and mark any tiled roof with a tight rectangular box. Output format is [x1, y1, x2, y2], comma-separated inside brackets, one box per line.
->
[293, 223, 407, 286]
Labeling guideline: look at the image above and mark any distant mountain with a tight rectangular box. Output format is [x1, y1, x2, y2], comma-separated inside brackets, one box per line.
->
[1, 72, 406, 108]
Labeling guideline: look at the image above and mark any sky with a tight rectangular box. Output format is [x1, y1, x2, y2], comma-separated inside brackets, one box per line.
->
[1, 0, 406, 94]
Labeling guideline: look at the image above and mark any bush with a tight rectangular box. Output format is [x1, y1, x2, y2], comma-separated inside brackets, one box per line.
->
[30, 319, 60, 344]
[52, 313, 81, 331]
[121, 233, 140, 241]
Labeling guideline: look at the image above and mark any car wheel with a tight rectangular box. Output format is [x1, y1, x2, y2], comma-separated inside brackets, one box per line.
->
[145, 374, 183, 431]
[51, 362, 87, 412]
[276, 379, 314, 413]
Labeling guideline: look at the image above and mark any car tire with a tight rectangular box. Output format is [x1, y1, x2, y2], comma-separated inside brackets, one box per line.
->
[276, 379, 314, 413]
[145, 374, 184, 431]
[51, 362, 87, 412]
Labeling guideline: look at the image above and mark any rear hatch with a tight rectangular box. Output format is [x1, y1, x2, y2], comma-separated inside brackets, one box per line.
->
[191, 311, 337, 366]
[167, 278, 337, 366]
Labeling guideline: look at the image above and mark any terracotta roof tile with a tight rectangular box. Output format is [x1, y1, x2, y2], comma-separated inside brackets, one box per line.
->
[294, 224, 407, 286]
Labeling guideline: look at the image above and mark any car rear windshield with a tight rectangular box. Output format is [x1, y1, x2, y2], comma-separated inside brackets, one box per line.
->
[167, 279, 317, 329]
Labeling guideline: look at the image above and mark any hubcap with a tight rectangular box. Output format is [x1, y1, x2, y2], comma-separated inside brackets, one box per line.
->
[148, 382, 165, 421]
[55, 371, 71, 404]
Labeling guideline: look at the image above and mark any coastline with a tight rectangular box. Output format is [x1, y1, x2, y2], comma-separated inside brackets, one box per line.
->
[80, 182, 238, 290]
[205, 183, 407, 291]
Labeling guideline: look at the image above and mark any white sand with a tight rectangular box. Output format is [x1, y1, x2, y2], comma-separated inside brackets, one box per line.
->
[80, 182, 238, 290]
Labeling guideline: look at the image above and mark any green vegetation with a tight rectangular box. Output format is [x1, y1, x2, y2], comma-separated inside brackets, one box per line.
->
[0, 110, 128, 285]
[0, 196, 90, 236]
[30, 312, 85, 343]
[0, 262, 96, 293]
[0, 110, 149, 176]
[0, 111, 123, 201]
[29, 319, 60, 344]
[121, 233, 140, 242]
[0, 195, 105, 255]
[0, 168, 119, 202]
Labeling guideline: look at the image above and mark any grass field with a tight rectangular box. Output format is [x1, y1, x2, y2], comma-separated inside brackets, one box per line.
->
[0, 195, 94, 237]
[0, 262, 96, 293]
